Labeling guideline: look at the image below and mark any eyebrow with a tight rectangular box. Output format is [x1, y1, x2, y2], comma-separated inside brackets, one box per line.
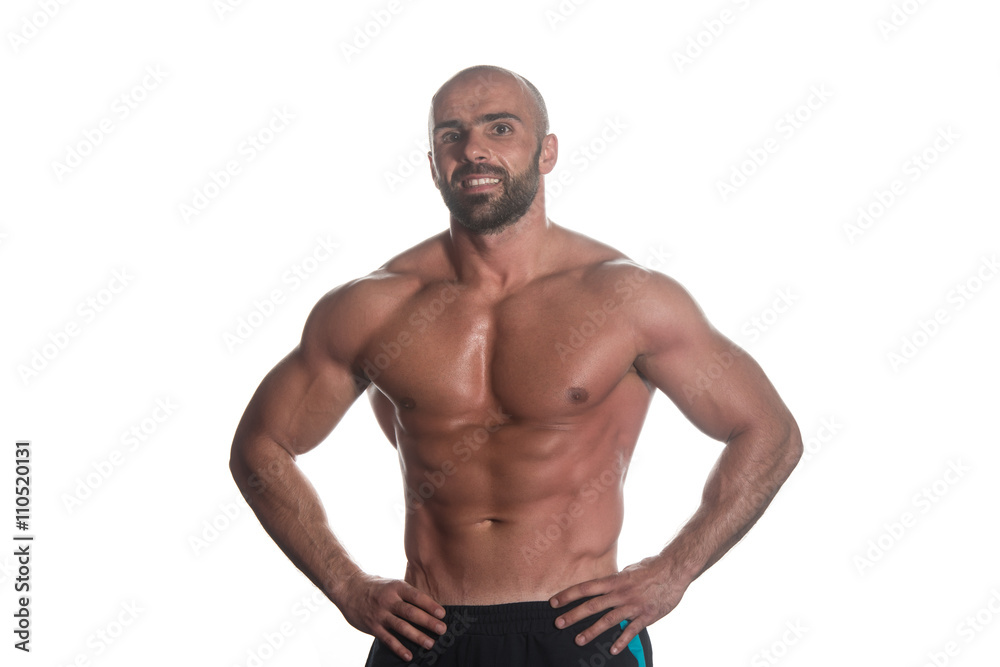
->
[433, 112, 523, 134]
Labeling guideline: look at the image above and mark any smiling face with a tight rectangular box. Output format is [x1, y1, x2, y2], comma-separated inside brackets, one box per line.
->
[428, 68, 555, 235]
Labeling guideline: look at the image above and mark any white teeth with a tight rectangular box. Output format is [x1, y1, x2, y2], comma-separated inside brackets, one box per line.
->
[464, 177, 501, 187]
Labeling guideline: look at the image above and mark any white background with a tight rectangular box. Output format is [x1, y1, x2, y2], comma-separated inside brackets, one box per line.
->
[3, 0, 999, 665]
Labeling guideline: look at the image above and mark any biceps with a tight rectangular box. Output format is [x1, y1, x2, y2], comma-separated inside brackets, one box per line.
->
[638, 330, 779, 443]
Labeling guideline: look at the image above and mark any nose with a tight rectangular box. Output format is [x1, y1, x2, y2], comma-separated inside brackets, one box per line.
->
[460, 131, 491, 162]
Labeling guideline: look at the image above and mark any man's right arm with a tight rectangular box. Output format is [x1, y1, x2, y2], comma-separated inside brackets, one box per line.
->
[229, 280, 447, 662]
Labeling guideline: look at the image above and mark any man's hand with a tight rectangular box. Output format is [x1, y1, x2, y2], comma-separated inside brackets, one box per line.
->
[549, 557, 688, 656]
[339, 573, 448, 662]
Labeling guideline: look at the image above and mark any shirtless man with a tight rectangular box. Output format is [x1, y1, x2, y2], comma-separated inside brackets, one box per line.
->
[229, 65, 803, 666]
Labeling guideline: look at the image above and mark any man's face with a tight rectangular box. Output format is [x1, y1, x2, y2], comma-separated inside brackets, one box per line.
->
[429, 73, 550, 235]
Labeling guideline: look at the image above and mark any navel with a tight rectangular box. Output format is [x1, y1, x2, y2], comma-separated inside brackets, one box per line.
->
[567, 387, 589, 403]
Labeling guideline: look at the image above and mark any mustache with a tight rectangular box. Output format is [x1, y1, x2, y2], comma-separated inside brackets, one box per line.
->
[451, 164, 507, 185]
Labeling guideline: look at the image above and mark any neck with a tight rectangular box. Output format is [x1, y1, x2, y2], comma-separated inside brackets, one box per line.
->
[446, 194, 553, 293]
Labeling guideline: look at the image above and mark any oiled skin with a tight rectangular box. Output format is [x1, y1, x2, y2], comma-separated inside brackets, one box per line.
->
[361, 228, 655, 604]
[230, 66, 802, 662]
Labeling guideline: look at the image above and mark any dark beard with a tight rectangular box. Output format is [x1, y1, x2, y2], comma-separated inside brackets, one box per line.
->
[437, 143, 542, 235]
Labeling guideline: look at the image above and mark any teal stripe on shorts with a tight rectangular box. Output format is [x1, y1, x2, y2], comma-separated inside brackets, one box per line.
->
[619, 620, 648, 667]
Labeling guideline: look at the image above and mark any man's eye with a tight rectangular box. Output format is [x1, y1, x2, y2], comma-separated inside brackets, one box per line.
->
[494, 124, 512, 135]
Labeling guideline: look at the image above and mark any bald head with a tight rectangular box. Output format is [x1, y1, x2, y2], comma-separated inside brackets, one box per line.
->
[428, 65, 549, 147]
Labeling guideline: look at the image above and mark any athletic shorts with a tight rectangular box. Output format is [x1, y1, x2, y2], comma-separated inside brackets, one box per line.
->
[364, 597, 652, 666]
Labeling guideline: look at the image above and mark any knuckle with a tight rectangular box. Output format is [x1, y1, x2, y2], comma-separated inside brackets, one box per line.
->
[375, 628, 400, 650]
[388, 615, 410, 636]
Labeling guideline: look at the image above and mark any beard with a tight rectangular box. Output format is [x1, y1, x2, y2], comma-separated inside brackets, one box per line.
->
[436, 142, 542, 235]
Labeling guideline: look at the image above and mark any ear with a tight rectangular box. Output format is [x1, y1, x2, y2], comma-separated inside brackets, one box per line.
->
[538, 134, 558, 176]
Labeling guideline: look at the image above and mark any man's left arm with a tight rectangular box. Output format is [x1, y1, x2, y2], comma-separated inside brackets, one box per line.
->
[550, 269, 803, 656]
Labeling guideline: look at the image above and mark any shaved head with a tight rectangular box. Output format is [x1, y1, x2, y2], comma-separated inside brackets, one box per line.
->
[428, 65, 549, 147]
[426, 65, 557, 235]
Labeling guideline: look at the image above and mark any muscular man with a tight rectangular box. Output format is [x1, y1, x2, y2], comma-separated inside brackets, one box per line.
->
[230, 65, 803, 666]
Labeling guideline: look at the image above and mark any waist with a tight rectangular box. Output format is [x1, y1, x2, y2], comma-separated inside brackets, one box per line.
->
[438, 596, 597, 635]
[404, 527, 618, 604]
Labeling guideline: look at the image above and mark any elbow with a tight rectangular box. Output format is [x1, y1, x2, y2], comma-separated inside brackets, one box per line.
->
[229, 433, 259, 499]
[779, 417, 804, 477]
[229, 432, 294, 503]
[229, 439, 249, 494]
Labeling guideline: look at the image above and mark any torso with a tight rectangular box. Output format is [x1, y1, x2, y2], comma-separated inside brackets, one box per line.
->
[354, 226, 656, 604]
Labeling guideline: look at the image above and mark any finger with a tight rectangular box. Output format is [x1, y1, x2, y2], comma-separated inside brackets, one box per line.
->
[385, 614, 437, 652]
[395, 598, 448, 635]
[399, 585, 447, 620]
[549, 576, 615, 609]
[372, 625, 416, 663]
[609, 620, 644, 657]
[572, 606, 633, 647]
[553, 589, 617, 630]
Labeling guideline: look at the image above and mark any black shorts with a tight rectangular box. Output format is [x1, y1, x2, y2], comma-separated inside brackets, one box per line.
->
[364, 597, 652, 666]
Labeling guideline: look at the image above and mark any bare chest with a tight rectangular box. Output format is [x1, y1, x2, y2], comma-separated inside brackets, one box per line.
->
[358, 278, 647, 422]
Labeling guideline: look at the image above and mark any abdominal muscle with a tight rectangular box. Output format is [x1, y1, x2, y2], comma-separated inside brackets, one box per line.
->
[397, 423, 631, 605]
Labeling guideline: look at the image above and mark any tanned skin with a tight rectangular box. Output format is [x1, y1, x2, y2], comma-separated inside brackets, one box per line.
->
[230, 66, 803, 662]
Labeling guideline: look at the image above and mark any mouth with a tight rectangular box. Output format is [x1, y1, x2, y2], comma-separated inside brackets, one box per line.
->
[459, 176, 502, 193]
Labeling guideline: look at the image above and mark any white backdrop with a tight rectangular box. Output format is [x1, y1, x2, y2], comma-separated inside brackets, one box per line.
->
[3, 0, 999, 665]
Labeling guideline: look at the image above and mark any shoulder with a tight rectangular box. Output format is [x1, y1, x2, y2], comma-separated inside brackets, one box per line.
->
[540, 226, 708, 346]
[302, 232, 451, 365]
[561, 240, 711, 353]
[551, 225, 688, 302]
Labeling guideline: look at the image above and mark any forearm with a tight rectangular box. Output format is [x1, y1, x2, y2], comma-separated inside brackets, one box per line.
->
[658, 421, 802, 583]
[230, 435, 362, 606]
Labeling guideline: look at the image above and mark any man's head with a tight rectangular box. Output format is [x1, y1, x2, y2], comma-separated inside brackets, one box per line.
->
[427, 66, 556, 235]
